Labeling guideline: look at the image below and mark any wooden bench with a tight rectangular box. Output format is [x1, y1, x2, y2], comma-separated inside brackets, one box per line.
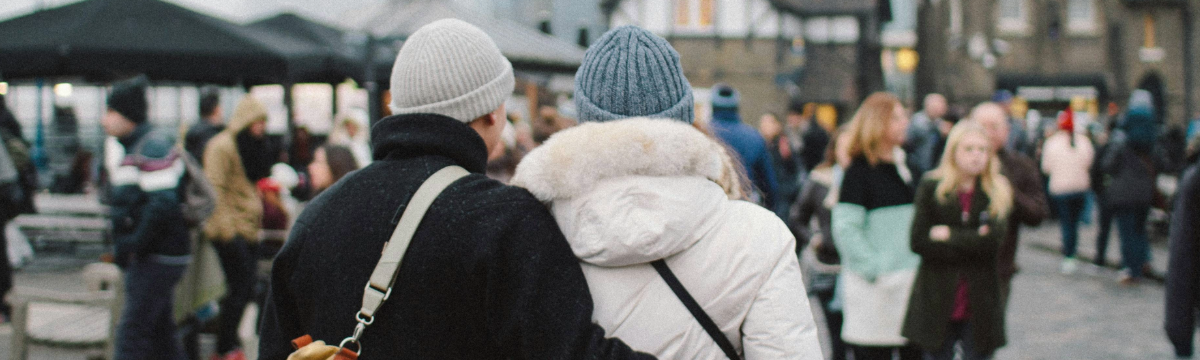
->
[33, 193, 109, 217]
[9, 262, 123, 360]
[11, 194, 111, 247]
[12, 214, 110, 246]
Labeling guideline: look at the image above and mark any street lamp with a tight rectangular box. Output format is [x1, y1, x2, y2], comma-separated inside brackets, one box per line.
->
[53, 83, 72, 98]
[896, 48, 919, 73]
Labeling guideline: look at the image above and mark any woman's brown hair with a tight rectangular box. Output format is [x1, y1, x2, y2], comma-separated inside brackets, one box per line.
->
[844, 92, 903, 165]
[318, 144, 360, 184]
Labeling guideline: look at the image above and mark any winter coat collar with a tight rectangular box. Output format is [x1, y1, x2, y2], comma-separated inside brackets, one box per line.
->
[511, 117, 735, 267]
[512, 117, 725, 201]
[370, 113, 488, 174]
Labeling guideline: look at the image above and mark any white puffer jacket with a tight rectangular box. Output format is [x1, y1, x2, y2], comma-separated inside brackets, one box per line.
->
[512, 118, 823, 360]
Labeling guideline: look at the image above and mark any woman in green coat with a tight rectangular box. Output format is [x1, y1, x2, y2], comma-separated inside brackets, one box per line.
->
[902, 119, 1013, 360]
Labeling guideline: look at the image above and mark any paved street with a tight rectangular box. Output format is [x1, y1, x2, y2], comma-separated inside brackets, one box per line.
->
[995, 220, 1176, 359]
[0, 218, 1189, 359]
[806, 217, 1179, 360]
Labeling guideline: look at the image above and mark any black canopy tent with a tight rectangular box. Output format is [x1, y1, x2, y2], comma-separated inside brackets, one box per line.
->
[248, 13, 369, 85]
[0, 0, 340, 85]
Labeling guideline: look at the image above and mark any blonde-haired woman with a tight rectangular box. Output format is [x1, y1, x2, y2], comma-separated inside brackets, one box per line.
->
[831, 92, 922, 360]
[902, 121, 1013, 360]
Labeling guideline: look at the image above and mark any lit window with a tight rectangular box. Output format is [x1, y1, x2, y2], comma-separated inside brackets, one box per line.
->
[674, 0, 714, 33]
[699, 0, 713, 27]
[996, 0, 1030, 36]
[1066, 0, 1098, 35]
[804, 16, 859, 44]
[676, 0, 690, 26]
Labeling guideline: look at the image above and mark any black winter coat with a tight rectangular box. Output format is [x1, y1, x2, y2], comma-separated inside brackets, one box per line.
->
[108, 125, 191, 263]
[258, 114, 653, 360]
[902, 178, 1008, 355]
[996, 149, 1047, 282]
[1165, 163, 1200, 357]
[1102, 140, 1165, 209]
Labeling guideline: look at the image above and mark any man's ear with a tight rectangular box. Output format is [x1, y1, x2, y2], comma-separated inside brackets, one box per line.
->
[486, 110, 504, 126]
[471, 112, 498, 127]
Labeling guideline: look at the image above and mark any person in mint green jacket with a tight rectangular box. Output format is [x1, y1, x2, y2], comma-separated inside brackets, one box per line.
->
[831, 92, 922, 360]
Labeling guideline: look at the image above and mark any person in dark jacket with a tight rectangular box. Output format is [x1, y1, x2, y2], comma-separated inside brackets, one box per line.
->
[1103, 91, 1165, 284]
[185, 87, 224, 165]
[0, 94, 37, 217]
[902, 121, 1012, 360]
[792, 138, 845, 360]
[905, 93, 949, 179]
[791, 101, 832, 173]
[761, 113, 803, 223]
[0, 93, 37, 321]
[1166, 159, 1200, 358]
[710, 84, 780, 215]
[973, 103, 1048, 305]
[257, 19, 652, 360]
[1083, 120, 1118, 268]
[100, 75, 190, 360]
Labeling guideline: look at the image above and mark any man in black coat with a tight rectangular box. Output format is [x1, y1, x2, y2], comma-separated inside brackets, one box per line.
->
[184, 87, 224, 165]
[257, 19, 653, 360]
[1165, 157, 1200, 358]
[973, 103, 1049, 306]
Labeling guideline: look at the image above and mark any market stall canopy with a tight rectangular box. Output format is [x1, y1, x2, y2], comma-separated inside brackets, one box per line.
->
[0, 0, 331, 85]
[341, 0, 586, 74]
[771, 0, 892, 19]
[248, 13, 367, 84]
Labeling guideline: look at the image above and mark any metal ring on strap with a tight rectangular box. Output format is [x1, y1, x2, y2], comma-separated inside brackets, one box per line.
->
[356, 312, 375, 326]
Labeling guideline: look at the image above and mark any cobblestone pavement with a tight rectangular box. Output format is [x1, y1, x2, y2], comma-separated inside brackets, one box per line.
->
[807, 219, 1179, 360]
[995, 221, 1176, 359]
[1, 219, 1187, 360]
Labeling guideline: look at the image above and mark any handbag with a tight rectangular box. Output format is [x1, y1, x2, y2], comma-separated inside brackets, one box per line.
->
[652, 259, 742, 359]
[287, 166, 469, 360]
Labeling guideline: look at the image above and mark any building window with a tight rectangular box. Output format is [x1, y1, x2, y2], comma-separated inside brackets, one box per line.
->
[803, 16, 859, 44]
[1066, 0, 1099, 35]
[996, 0, 1030, 36]
[674, 0, 714, 33]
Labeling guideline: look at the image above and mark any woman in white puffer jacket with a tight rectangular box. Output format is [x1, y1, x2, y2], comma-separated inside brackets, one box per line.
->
[511, 117, 822, 359]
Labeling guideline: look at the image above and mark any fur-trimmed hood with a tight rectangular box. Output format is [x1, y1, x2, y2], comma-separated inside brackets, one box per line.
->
[512, 117, 740, 266]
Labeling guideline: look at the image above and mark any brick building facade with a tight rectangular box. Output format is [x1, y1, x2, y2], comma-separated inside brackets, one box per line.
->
[916, 0, 1194, 125]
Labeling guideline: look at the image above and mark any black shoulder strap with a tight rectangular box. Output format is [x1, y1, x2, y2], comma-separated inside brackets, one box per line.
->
[651, 259, 740, 359]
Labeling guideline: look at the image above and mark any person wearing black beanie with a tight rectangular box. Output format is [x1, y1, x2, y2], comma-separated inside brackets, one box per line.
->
[107, 75, 148, 125]
[101, 75, 191, 360]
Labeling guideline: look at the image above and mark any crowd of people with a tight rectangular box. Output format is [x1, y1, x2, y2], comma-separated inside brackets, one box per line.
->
[0, 17, 1199, 360]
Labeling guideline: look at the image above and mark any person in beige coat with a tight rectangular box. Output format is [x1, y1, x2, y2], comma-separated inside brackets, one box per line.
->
[202, 96, 270, 360]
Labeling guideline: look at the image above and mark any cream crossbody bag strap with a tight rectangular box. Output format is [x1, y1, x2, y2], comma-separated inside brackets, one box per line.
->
[338, 165, 470, 357]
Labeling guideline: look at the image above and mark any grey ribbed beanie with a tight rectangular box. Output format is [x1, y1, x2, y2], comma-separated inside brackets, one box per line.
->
[389, 19, 515, 123]
[575, 25, 694, 124]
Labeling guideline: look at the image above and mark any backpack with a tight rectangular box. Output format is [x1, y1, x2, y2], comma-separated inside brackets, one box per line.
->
[178, 151, 217, 227]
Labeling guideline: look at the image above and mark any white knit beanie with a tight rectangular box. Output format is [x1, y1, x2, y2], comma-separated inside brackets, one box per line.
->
[389, 19, 515, 123]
